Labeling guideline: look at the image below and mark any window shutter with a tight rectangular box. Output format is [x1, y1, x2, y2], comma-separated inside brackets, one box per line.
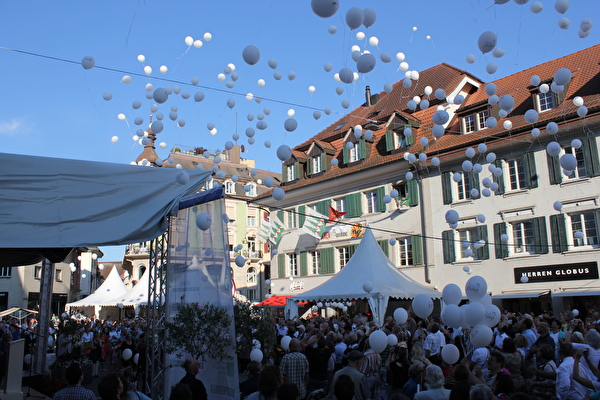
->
[295, 162, 301, 180]
[475, 225, 489, 260]
[412, 234, 423, 266]
[442, 230, 455, 264]
[385, 130, 394, 152]
[493, 160, 505, 195]
[547, 153, 562, 184]
[550, 214, 568, 253]
[300, 251, 308, 276]
[321, 153, 329, 171]
[359, 139, 367, 160]
[523, 152, 539, 188]
[282, 163, 288, 182]
[298, 205, 306, 227]
[583, 137, 600, 177]
[277, 211, 284, 222]
[493, 223, 509, 259]
[378, 240, 389, 257]
[442, 172, 453, 204]
[306, 158, 313, 176]
[277, 254, 285, 278]
[343, 146, 349, 164]
[376, 186, 387, 212]
[348, 244, 358, 258]
[317, 200, 330, 216]
[532, 216, 549, 254]
[320, 247, 334, 274]
[407, 179, 419, 206]
[346, 193, 362, 218]
[405, 125, 414, 145]
[470, 172, 481, 199]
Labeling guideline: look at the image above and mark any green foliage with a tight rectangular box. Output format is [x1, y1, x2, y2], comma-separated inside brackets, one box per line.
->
[233, 300, 277, 355]
[164, 302, 233, 362]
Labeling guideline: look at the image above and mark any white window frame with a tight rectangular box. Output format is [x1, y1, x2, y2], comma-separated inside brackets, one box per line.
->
[246, 267, 257, 284]
[247, 215, 257, 227]
[477, 110, 489, 130]
[287, 164, 296, 181]
[349, 143, 361, 163]
[310, 251, 320, 275]
[569, 212, 599, 249]
[457, 229, 475, 260]
[246, 183, 257, 197]
[453, 172, 472, 201]
[55, 269, 62, 282]
[509, 220, 535, 255]
[398, 237, 413, 266]
[506, 158, 527, 191]
[0, 267, 11, 278]
[563, 146, 588, 179]
[34, 266, 42, 279]
[464, 114, 475, 133]
[538, 91, 555, 112]
[338, 247, 350, 271]
[335, 198, 347, 219]
[312, 156, 322, 174]
[288, 253, 298, 277]
[224, 180, 236, 195]
[287, 208, 297, 228]
[365, 190, 378, 214]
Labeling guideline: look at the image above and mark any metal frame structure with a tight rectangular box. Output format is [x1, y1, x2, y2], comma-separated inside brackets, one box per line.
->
[34, 258, 53, 374]
[145, 228, 169, 400]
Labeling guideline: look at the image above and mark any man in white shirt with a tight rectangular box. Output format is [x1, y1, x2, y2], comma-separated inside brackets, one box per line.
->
[556, 342, 593, 399]
[423, 323, 444, 365]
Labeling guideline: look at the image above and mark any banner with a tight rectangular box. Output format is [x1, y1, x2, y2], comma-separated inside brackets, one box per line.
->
[258, 219, 271, 243]
[269, 214, 286, 244]
[301, 208, 328, 239]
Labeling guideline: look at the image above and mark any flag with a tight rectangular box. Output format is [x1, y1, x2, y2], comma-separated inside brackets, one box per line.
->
[269, 214, 286, 244]
[328, 204, 347, 222]
[398, 197, 410, 207]
[258, 219, 271, 243]
[302, 208, 328, 239]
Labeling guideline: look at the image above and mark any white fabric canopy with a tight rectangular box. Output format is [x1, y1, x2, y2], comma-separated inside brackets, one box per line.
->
[0, 152, 210, 249]
[65, 267, 129, 316]
[107, 267, 155, 311]
[291, 227, 440, 325]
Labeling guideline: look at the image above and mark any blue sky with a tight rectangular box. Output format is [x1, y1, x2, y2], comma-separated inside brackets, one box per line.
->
[1, 1, 597, 261]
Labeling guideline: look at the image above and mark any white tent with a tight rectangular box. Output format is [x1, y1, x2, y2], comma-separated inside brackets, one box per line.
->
[65, 267, 129, 317]
[291, 227, 441, 326]
[107, 267, 155, 315]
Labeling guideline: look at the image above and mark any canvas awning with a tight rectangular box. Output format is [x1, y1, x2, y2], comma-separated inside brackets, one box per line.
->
[256, 295, 307, 307]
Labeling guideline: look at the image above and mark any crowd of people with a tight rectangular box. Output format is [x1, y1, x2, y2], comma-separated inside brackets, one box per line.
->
[241, 310, 600, 400]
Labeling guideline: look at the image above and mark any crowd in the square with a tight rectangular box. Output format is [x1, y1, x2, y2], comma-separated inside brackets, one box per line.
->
[241, 309, 600, 400]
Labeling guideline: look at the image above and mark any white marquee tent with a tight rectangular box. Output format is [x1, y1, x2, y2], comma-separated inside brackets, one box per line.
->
[291, 227, 441, 325]
[107, 267, 157, 315]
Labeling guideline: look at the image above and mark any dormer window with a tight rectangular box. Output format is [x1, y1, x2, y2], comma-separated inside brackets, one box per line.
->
[539, 91, 555, 111]
[462, 109, 488, 134]
[533, 81, 568, 112]
[287, 164, 297, 180]
[306, 142, 331, 176]
[282, 157, 302, 183]
[385, 125, 414, 152]
[348, 142, 362, 162]
[224, 180, 236, 195]
[312, 156, 322, 174]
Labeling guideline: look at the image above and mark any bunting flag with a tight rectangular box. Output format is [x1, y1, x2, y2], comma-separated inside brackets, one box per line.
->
[302, 208, 328, 239]
[258, 219, 271, 243]
[328, 204, 347, 222]
[269, 214, 286, 244]
[398, 197, 410, 207]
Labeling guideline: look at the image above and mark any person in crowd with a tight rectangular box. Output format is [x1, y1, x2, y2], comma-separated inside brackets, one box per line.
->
[555, 342, 593, 399]
[402, 363, 424, 400]
[423, 323, 444, 366]
[54, 362, 97, 400]
[332, 350, 369, 400]
[246, 364, 283, 400]
[565, 319, 600, 377]
[0, 332, 11, 390]
[119, 373, 152, 400]
[525, 322, 555, 366]
[241, 361, 262, 399]
[98, 372, 124, 400]
[334, 334, 347, 371]
[469, 384, 494, 400]
[514, 334, 528, 358]
[387, 341, 411, 391]
[333, 374, 355, 400]
[410, 345, 432, 370]
[500, 338, 525, 392]
[279, 339, 309, 400]
[170, 383, 193, 400]
[572, 347, 600, 396]
[492, 371, 514, 400]
[277, 383, 299, 400]
[414, 365, 450, 400]
[448, 380, 470, 400]
[90, 330, 105, 377]
[179, 358, 208, 400]
[526, 343, 556, 399]
[304, 337, 332, 394]
[359, 337, 383, 400]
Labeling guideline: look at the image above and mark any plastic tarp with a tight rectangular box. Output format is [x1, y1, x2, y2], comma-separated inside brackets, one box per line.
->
[0, 152, 211, 253]
[291, 227, 440, 325]
[65, 267, 129, 316]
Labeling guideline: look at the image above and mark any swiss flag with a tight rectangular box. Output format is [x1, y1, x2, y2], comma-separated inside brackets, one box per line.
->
[328, 205, 347, 222]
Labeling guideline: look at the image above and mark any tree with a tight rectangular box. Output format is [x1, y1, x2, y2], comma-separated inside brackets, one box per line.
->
[164, 301, 233, 362]
[233, 300, 276, 356]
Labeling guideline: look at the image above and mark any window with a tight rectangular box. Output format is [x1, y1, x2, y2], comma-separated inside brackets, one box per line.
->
[246, 184, 257, 197]
[34, 266, 42, 279]
[570, 212, 599, 248]
[458, 229, 475, 259]
[225, 181, 236, 195]
[312, 156, 322, 174]
[462, 110, 488, 134]
[287, 164, 296, 181]
[398, 238, 413, 266]
[288, 254, 298, 276]
[454, 172, 472, 201]
[539, 91, 555, 111]
[203, 177, 214, 191]
[0, 267, 11, 278]
[349, 143, 361, 163]
[478, 110, 488, 129]
[335, 198, 347, 219]
[507, 158, 527, 190]
[365, 191, 379, 213]
[511, 221, 535, 254]
[247, 215, 257, 227]
[464, 115, 475, 133]
[338, 247, 350, 270]
[564, 146, 588, 179]
[55, 269, 62, 282]
[246, 267, 257, 283]
[247, 289, 257, 301]
[310, 251, 321, 274]
[287, 209, 297, 228]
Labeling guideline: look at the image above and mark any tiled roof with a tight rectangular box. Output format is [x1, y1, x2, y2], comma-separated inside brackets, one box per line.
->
[257, 44, 600, 199]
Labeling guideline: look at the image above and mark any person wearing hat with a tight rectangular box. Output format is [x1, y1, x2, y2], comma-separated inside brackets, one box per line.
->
[331, 350, 369, 400]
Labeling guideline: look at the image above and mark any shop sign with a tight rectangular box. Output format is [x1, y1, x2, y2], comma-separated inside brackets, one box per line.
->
[514, 262, 598, 284]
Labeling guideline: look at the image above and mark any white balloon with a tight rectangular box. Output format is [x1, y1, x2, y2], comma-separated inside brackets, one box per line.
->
[203, 32, 212, 41]
[465, 276, 487, 301]
[546, 122, 559, 135]
[412, 294, 434, 319]
[442, 283, 462, 305]
[387, 334, 398, 347]
[470, 325, 493, 348]
[477, 31, 497, 54]
[503, 120, 513, 130]
[553, 201, 563, 211]
[465, 301, 486, 327]
[466, 54, 476, 64]
[250, 348, 263, 362]
[369, 330, 387, 353]
[524, 109, 539, 124]
[441, 344, 460, 364]
[281, 336, 292, 351]
[445, 210, 459, 224]
[394, 308, 408, 324]
[483, 304, 501, 327]
[196, 213, 212, 230]
[122, 348, 133, 360]
[363, 281, 374, 293]
[396, 52, 405, 62]
[442, 304, 463, 329]
[555, 0, 570, 14]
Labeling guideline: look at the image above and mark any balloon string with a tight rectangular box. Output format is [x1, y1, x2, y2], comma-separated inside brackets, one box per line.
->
[123, 0, 141, 49]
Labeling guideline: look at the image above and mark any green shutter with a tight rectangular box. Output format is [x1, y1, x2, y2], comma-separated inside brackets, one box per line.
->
[317, 200, 330, 216]
[321, 247, 334, 274]
[442, 230, 455, 264]
[412, 235, 423, 266]
[493, 160, 505, 195]
[442, 172, 453, 204]
[550, 214, 568, 253]
[583, 137, 600, 177]
[532, 216, 549, 254]
[470, 172, 481, 199]
[524, 152, 539, 189]
[294, 162, 301, 180]
[298, 205, 306, 227]
[359, 139, 367, 160]
[376, 186, 387, 212]
[405, 125, 414, 145]
[277, 211, 284, 222]
[343, 146, 349, 164]
[348, 244, 358, 258]
[547, 153, 562, 185]
[282, 163, 288, 182]
[493, 222, 509, 259]
[475, 225, 489, 260]
[321, 153, 329, 171]
[300, 251, 308, 276]
[407, 179, 419, 206]
[346, 193, 362, 218]
[378, 240, 389, 257]
[385, 130, 394, 152]
[277, 254, 285, 278]
[306, 158, 313, 176]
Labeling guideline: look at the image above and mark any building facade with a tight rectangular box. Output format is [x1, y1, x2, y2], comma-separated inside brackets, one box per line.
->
[257, 44, 600, 317]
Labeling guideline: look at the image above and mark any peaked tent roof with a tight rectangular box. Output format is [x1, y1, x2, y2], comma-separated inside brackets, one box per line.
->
[107, 267, 153, 307]
[66, 267, 129, 309]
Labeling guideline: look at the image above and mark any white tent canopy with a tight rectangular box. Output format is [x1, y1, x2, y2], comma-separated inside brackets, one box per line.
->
[291, 227, 440, 325]
[65, 267, 129, 317]
[107, 267, 156, 315]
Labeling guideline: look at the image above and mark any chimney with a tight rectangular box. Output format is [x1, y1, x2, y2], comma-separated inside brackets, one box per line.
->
[365, 86, 372, 107]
